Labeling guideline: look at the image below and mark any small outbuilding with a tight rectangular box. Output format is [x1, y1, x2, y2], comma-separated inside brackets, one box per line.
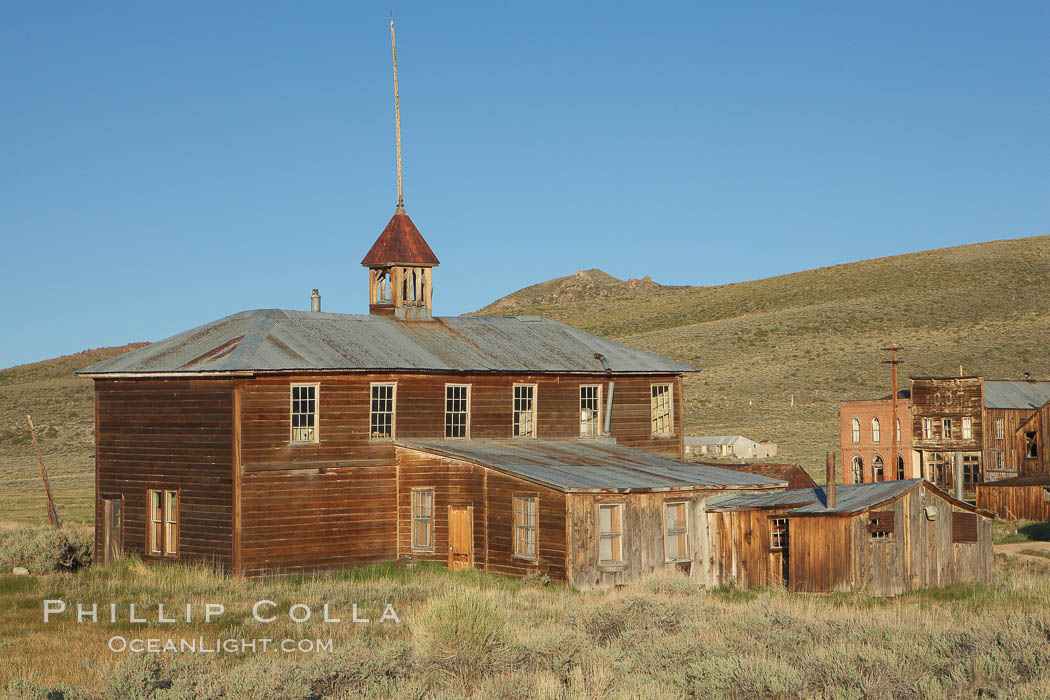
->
[708, 479, 994, 596]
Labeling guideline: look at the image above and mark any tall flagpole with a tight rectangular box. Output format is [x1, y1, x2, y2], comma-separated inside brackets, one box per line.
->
[390, 14, 403, 209]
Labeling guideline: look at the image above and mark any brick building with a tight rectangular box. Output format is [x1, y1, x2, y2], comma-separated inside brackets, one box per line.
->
[839, 391, 915, 484]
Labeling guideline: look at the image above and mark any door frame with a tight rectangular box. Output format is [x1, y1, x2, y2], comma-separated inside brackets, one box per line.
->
[101, 493, 124, 565]
[447, 504, 474, 570]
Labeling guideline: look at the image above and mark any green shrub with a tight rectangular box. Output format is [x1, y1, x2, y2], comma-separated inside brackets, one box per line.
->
[0, 524, 92, 574]
[4, 678, 87, 700]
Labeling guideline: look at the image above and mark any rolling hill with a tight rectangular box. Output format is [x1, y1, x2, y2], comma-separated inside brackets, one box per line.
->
[472, 234, 1050, 475]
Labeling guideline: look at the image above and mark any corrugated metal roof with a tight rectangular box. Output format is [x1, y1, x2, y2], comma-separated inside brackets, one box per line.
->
[360, 207, 440, 266]
[709, 463, 818, 490]
[684, 436, 753, 446]
[396, 439, 785, 492]
[984, 380, 1050, 409]
[710, 479, 921, 514]
[76, 310, 699, 375]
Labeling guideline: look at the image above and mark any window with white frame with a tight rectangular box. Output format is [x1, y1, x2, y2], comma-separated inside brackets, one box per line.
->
[147, 489, 178, 557]
[580, 385, 602, 437]
[896, 418, 901, 443]
[922, 418, 933, 440]
[996, 417, 1004, 441]
[770, 518, 788, 550]
[651, 384, 673, 436]
[872, 418, 881, 443]
[290, 384, 318, 443]
[851, 418, 860, 444]
[514, 496, 537, 559]
[942, 418, 953, 439]
[598, 503, 623, 563]
[412, 489, 433, 551]
[664, 502, 688, 560]
[445, 385, 470, 438]
[370, 383, 395, 440]
[962, 417, 973, 440]
[513, 385, 536, 438]
[851, 456, 863, 483]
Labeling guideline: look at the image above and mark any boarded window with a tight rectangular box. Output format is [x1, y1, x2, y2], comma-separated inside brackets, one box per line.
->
[868, 510, 894, 540]
[290, 384, 318, 443]
[770, 518, 788, 550]
[513, 385, 536, 438]
[147, 489, 178, 556]
[651, 384, 673, 435]
[580, 385, 601, 438]
[851, 418, 860, 444]
[445, 385, 470, 438]
[412, 489, 433, 550]
[952, 512, 978, 543]
[370, 383, 395, 439]
[664, 502, 688, 560]
[962, 417, 973, 440]
[598, 503, 623, 563]
[514, 496, 537, 559]
[872, 418, 881, 443]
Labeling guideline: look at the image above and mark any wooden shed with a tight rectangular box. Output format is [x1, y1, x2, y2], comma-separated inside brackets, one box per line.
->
[708, 479, 994, 596]
[977, 396, 1050, 519]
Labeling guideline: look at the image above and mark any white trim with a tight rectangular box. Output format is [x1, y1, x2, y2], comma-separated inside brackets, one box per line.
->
[369, 382, 397, 441]
[444, 383, 471, 439]
[289, 383, 320, 444]
[512, 383, 538, 438]
[580, 384, 603, 438]
[650, 383, 674, 436]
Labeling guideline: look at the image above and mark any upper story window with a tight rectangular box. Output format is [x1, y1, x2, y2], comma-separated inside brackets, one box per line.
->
[148, 489, 178, 557]
[896, 418, 901, 443]
[1026, 431, 1039, 459]
[962, 417, 973, 440]
[445, 384, 470, 438]
[370, 383, 396, 440]
[651, 384, 673, 436]
[851, 418, 860, 444]
[996, 417, 1005, 440]
[896, 456, 905, 480]
[580, 385, 602, 438]
[851, 456, 863, 483]
[514, 496, 537, 559]
[412, 489, 434, 551]
[873, 456, 884, 481]
[872, 418, 881, 443]
[598, 503, 624, 564]
[513, 385, 536, 438]
[921, 418, 932, 440]
[664, 502, 688, 560]
[290, 384, 318, 443]
[942, 418, 953, 440]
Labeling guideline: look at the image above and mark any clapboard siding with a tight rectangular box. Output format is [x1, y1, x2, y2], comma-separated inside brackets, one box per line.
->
[977, 484, 1050, 520]
[94, 379, 234, 570]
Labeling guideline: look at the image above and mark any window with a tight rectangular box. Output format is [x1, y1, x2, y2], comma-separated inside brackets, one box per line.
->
[290, 384, 318, 443]
[922, 418, 933, 440]
[721, 444, 733, 457]
[651, 384, 673, 436]
[927, 452, 944, 483]
[598, 503, 623, 563]
[872, 418, 881, 444]
[1043, 488, 1050, 505]
[996, 450, 1004, 470]
[996, 418, 1005, 441]
[513, 385, 536, 438]
[851, 418, 860, 444]
[873, 456, 884, 482]
[411, 489, 433, 551]
[962, 417, 973, 440]
[514, 496, 537, 559]
[445, 384, 470, 438]
[896, 418, 902, 443]
[1026, 431, 1039, 459]
[147, 489, 178, 556]
[580, 385, 602, 437]
[851, 456, 863, 483]
[951, 512, 978, 543]
[942, 418, 952, 440]
[962, 454, 980, 488]
[897, 456, 905, 481]
[868, 511, 894, 541]
[770, 518, 788, 550]
[370, 383, 395, 439]
[664, 502, 688, 560]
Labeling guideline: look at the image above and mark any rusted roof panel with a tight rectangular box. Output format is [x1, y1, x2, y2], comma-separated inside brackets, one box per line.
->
[397, 439, 785, 491]
[711, 479, 921, 513]
[76, 309, 700, 374]
[360, 207, 440, 266]
[708, 463, 818, 490]
[984, 380, 1050, 409]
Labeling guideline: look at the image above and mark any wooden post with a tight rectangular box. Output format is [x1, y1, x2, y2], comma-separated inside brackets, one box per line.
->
[954, 451, 964, 500]
[390, 14, 403, 208]
[826, 451, 836, 509]
[27, 415, 61, 528]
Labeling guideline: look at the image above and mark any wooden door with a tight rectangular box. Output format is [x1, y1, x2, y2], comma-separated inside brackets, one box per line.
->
[102, 497, 123, 564]
[448, 505, 473, 571]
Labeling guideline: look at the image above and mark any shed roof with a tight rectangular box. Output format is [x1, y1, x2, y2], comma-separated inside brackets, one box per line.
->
[709, 463, 818, 490]
[360, 207, 440, 266]
[984, 380, 1050, 409]
[396, 439, 786, 493]
[711, 479, 919, 514]
[77, 310, 699, 375]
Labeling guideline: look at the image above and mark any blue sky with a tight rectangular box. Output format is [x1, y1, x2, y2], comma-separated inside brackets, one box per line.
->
[1, 1, 1047, 369]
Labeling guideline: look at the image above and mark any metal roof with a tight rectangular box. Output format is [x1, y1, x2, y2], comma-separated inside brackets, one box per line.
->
[984, 380, 1050, 410]
[709, 463, 818, 490]
[360, 207, 440, 267]
[396, 439, 785, 492]
[76, 309, 699, 375]
[685, 436, 755, 446]
[710, 479, 921, 514]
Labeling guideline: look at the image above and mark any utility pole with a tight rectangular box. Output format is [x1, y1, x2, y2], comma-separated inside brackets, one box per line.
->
[882, 345, 903, 481]
[27, 415, 61, 528]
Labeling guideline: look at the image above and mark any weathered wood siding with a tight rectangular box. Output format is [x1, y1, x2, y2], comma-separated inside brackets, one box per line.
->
[568, 492, 711, 589]
[707, 509, 789, 588]
[486, 471, 567, 581]
[94, 379, 234, 570]
[1017, 405, 1047, 476]
[788, 516, 852, 592]
[977, 484, 1050, 521]
[983, 407, 1031, 481]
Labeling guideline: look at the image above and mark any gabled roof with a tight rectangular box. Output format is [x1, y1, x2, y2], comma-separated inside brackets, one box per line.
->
[984, 380, 1050, 409]
[76, 310, 700, 375]
[360, 207, 440, 267]
[710, 463, 818, 490]
[396, 439, 786, 493]
[685, 436, 755, 446]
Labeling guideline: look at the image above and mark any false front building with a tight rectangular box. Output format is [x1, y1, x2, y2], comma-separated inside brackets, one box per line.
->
[78, 206, 788, 585]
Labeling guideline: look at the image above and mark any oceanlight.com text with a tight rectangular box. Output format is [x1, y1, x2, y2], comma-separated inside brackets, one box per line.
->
[107, 636, 334, 654]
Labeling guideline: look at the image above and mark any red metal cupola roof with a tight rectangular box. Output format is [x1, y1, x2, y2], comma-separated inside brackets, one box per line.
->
[360, 206, 440, 267]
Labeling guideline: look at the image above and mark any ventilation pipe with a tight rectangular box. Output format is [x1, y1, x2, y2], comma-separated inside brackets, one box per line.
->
[310, 289, 321, 313]
[826, 452, 837, 509]
[595, 353, 614, 435]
